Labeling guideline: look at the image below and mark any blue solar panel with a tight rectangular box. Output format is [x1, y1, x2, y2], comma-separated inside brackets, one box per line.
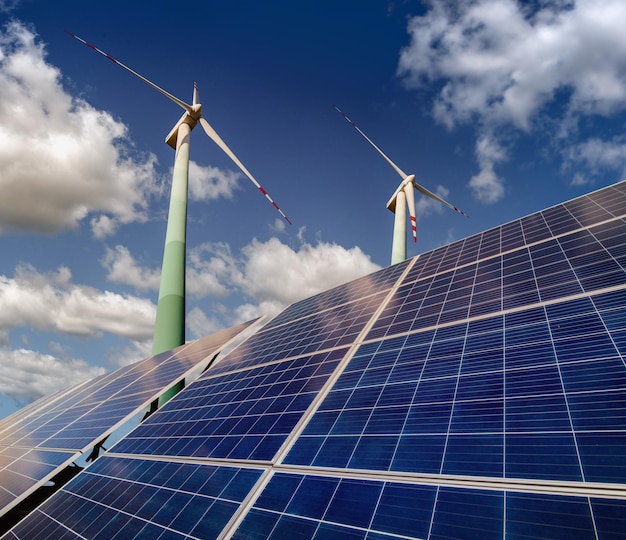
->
[0, 319, 258, 520]
[5, 181, 626, 539]
[113, 348, 349, 461]
[7, 456, 263, 539]
[233, 472, 626, 539]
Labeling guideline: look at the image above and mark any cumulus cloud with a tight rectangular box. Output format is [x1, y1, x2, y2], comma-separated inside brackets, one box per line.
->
[469, 133, 507, 202]
[188, 160, 241, 201]
[187, 237, 380, 320]
[212, 237, 381, 320]
[0, 21, 161, 236]
[0, 0, 18, 13]
[102, 245, 161, 292]
[105, 237, 381, 329]
[397, 0, 626, 200]
[105, 339, 153, 368]
[0, 347, 105, 403]
[186, 306, 224, 340]
[0, 264, 155, 340]
[563, 137, 626, 185]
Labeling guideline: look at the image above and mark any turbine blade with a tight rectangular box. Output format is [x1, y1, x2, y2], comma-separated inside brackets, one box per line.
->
[413, 181, 469, 218]
[198, 117, 292, 224]
[64, 30, 193, 114]
[403, 183, 417, 243]
[334, 106, 407, 179]
[193, 81, 199, 107]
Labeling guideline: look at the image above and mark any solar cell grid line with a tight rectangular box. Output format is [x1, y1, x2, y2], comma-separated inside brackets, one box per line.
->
[5, 455, 267, 540]
[260, 260, 411, 333]
[0, 320, 259, 452]
[542, 203, 582, 237]
[565, 195, 614, 228]
[226, 470, 626, 539]
[586, 182, 626, 217]
[431, 237, 464, 274]
[0, 320, 260, 522]
[108, 348, 352, 461]
[0, 379, 94, 440]
[207, 288, 400, 377]
[111, 258, 418, 464]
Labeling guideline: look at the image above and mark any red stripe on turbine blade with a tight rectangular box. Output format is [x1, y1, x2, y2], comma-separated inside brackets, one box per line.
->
[258, 186, 291, 224]
[410, 216, 417, 222]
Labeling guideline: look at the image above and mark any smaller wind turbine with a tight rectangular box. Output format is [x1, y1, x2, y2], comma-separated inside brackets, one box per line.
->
[335, 107, 468, 265]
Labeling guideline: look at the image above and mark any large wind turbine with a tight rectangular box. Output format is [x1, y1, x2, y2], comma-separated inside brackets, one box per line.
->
[66, 31, 291, 363]
[335, 107, 468, 265]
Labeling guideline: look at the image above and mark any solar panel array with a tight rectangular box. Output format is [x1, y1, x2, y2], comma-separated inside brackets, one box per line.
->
[5, 181, 626, 538]
[0, 319, 258, 521]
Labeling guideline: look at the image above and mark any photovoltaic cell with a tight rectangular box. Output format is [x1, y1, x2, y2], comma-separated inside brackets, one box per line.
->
[233, 472, 626, 539]
[0, 319, 258, 520]
[0, 321, 257, 453]
[112, 348, 349, 461]
[5, 181, 626, 539]
[6, 456, 263, 540]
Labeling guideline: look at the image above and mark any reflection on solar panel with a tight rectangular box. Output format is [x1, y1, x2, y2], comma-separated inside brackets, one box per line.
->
[5, 181, 626, 539]
[0, 319, 259, 522]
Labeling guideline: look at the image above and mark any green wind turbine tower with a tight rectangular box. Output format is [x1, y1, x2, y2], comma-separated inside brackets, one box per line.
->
[66, 31, 291, 391]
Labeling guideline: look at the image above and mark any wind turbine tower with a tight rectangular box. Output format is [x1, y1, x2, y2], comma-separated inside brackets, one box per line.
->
[336, 107, 467, 265]
[66, 32, 291, 372]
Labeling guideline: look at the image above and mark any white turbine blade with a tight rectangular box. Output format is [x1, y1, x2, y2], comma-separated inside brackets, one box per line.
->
[413, 181, 469, 218]
[193, 81, 199, 107]
[198, 117, 292, 224]
[403, 183, 417, 243]
[65, 30, 193, 115]
[335, 106, 407, 179]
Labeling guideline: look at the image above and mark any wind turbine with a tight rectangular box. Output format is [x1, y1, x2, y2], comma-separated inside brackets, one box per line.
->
[335, 107, 468, 265]
[66, 31, 291, 366]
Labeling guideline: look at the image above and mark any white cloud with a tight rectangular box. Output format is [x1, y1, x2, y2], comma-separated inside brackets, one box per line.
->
[0, 264, 155, 340]
[187, 306, 224, 340]
[202, 237, 382, 315]
[91, 215, 119, 239]
[0, 21, 161, 235]
[563, 137, 626, 185]
[187, 243, 233, 298]
[469, 133, 507, 202]
[107, 237, 381, 329]
[235, 237, 381, 315]
[102, 245, 161, 292]
[0, 0, 18, 13]
[399, 0, 626, 128]
[415, 184, 451, 218]
[0, 347, 104, 403]
[188, 160, 241, 201]
[105, 339, 153, 368]
[398, 0, 626, 196]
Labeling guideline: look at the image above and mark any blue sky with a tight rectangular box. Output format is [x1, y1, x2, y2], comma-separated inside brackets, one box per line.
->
[1, 0, 626, 418]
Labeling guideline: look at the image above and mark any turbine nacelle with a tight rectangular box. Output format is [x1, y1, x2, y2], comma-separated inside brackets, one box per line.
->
[386, 175, 418, 244]
[166, 112, 198, 149]
[386, 175, 416, 213]
[66, 30, 291, 224]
